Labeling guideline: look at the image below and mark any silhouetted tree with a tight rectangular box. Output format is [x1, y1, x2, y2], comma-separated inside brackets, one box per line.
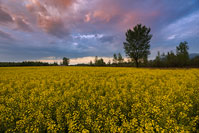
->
[89, 61, 93, 66]
[63, 57, 69, 66]
[94, 56, 98, 65]
[123, 24, 152, 67]
[190, 56, 199, 67]
[113, 53, 118, 64]
[95, 58, 106, 66]
[149, 41, 196, 68]
[176, 41, 189, 67]
[166, 51, 177, 67]
[154, 51, 162, 67]
[53, 62, 58, 66]
[118, 53, 124, 64]
[107, 60, 111, 66]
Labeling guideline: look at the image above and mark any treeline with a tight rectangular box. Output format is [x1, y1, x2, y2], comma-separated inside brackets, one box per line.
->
[75, 41, 199, 68]
[85, 55, 132, 67]
[0, 61, 58, 67]
[148, 42, 199, 68]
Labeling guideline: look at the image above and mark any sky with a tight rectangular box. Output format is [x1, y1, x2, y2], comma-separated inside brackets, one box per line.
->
[0, 0, 199, 64]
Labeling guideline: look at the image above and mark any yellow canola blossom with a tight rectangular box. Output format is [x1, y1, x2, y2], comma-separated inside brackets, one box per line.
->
[0, 67, 199, 132]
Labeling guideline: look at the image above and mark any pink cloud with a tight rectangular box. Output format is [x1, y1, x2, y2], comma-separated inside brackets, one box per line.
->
[13, 17, 33, 32]
[43, 0, 77, 9]
[37, 15, 69, 38]
[84, 13, 91, 22]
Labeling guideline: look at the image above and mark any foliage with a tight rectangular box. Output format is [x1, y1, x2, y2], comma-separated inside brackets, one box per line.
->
[123, 24, 152, 67]
[94, 56, 106, 66]
[0, 61, 58, 67]
[118, 53, 124, 64]
[0, 67, 199, 132]
[176, 41, 189, 67]
[112, 53, 124, 66]
[63, 57, 70, 66]
[190, 56, 199, 67]
[113, 54, 118, 64]
[150, 42, 199, 68]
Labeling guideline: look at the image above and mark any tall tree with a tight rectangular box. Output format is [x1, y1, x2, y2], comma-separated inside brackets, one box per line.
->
[118, 53, 124, 64]
[176, 41, 189, 67]
[63, 57, 70, 66]
[94, 56, 98, 65]
[89, 61, 93, 66]
[176, 41, 189, 55]
[123, 24, 152, 67]
[190, 56, 199, 67]
[154, 51, 161, 67]
[166, 51, 177, 67]
[113, 53, 118, 64]
[95, 58, 106, 66]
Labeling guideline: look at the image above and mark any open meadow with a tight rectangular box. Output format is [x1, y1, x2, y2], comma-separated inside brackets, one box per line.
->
[0, 67, 199, 132]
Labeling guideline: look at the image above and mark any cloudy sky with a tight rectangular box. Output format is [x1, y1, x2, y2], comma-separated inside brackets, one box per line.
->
[0, 0, 199, 63]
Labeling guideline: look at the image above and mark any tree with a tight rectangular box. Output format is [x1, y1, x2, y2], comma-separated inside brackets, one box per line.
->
[176, 41, 189, 67]
[63, 57, 69, 66]
[166, 51, 177, 67]
[107, 60, 111, 66]
[190, 56, 199, 67]
[94, 56, 98, 65]
[53, 62, 58, 66]
[94, 57, 106, 66]
[118, 53, 124, 64]
[123, 24, 152, 67]
[89, 61, 93, 66]
[176, 41, 189, 55]
[113, 53, 118, 64]
[154, 51, 161, 67]
[98, 58, 106, 66]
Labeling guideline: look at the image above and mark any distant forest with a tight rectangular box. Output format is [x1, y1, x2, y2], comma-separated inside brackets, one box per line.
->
[75, 46, 199, 68]
[0, 61, 58, 67]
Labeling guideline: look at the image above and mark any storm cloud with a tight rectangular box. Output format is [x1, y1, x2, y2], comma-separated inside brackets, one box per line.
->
[0, 0, 198, 62]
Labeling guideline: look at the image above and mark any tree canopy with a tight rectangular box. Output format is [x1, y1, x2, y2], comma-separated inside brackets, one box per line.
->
[123, 24, 152, 67]
[63, 57, 70, 66]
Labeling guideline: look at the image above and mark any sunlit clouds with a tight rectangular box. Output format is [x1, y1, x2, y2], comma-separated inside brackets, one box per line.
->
[0, 0, 198, 63]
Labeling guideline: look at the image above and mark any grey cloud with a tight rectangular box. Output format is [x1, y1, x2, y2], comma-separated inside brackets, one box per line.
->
[15, 17, 33, 32]
[99, 35, 115, 43]
[0, 30, 14, 41]
[38, 17, 69, 38]
[0, 7, 13, 23]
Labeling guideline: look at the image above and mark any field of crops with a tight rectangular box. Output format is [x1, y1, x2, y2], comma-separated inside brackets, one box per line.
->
[0, 67, 199, 132]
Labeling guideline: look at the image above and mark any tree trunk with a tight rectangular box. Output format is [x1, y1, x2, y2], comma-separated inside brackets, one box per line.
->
[135, 60, 139, 67]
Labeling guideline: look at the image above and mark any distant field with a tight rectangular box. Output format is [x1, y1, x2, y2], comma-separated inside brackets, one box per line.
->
[0, 67, 199, 132]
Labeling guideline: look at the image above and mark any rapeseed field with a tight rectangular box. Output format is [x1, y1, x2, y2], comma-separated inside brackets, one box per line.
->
[0, 67, 199, 132]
